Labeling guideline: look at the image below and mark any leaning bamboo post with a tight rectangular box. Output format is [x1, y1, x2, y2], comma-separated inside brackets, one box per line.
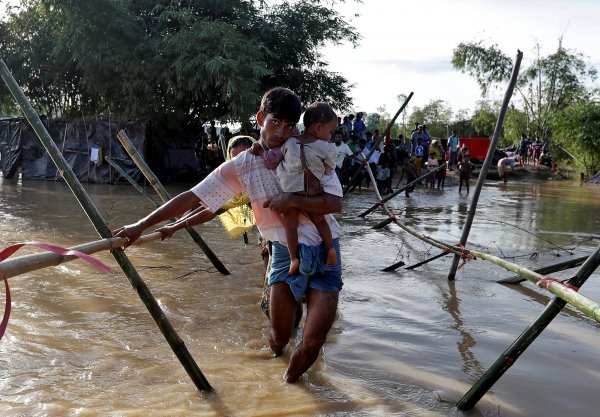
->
[343, 92, 413, 196]
[0, 59, 213, 392]
[448, 50, 523, 281]
[404, 251, 447, 270]
[379, 212, 600, 324]
[358, 163, 447, 218]
[105, 157, 162, 207]
[497, 255, 588, 284]
[116, 130, 230, 275]
[0, 232, 163, 279]
[457, 244, 600, 410]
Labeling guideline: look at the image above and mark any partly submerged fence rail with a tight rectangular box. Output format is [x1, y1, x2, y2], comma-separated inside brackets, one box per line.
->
[0, 232, 163, 280]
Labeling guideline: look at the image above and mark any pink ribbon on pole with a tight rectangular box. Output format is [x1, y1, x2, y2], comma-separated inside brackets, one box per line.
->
[0, 241, 112, 339]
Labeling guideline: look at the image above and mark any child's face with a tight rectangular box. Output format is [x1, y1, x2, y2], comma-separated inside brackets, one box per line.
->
[257, 112, 296, 149]
[313, 119, 338, 140]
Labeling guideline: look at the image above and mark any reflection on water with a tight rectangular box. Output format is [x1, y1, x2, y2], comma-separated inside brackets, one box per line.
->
[1, 175, 599, 416]
[439, 281, 483, 378]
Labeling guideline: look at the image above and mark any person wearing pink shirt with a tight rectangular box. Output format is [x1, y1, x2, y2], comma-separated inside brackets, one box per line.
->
[114, 87, 343, 383]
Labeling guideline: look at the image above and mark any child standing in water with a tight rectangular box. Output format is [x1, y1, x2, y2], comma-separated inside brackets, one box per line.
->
[458, 154, 472, 194]
[277, 102, 338, 274]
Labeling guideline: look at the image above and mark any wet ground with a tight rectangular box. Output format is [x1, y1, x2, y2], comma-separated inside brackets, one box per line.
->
[1, 173, 599, 416]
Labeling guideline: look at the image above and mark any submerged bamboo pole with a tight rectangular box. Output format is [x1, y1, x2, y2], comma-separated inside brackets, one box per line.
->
[116, 130, 229, 275]
[105, 157, 162, 207]
[0, 233, 163, 279]
[381, 260, 405, 272]
[359, 163, 447, 218]
[457, 244, 600, 410]
[0, 59, 213, 392]
[405, 251, 447, 270]
[343, 92, 413, 196]
[376, 208, 600, 324]
[497, 255, 588, 284]
[448, 50, 523, 281]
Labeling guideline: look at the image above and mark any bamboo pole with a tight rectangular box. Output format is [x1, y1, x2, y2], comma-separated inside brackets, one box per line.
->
[404, 251, 447, 270]
[116, 130, 230, 275]
[105, 157, 162, 207]
[457, 244, 600, 410]
[358, 163, 447, 218]
[497, 255, 588, 284]
[375, 206, 600, 324]
[0, 233, 163, 279]
[0, 59, 213, 392]
[381, 260, 405, 272]
[343, 92, 413, 196]
[448, 50, 523, 281]
[372, 217, 395, 229]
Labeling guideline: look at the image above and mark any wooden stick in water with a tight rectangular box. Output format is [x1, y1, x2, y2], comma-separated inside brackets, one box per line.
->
[344, 92, 413, 196]
[457, 245, 600, 410]
[0, 59, 213, 392]
[447, 50, 523, 281]
[0, 232, 163, 280]
[497, 255, 588, 284]
[105, 156, 162, 207]
[116, 130, 230, 276]
[359, 163, 447, 218]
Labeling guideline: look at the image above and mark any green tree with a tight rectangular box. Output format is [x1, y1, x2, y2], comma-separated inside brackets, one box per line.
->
[503, 105, 529, 147]
[470, 100, 497, 138]
[550, 98, 600, 175]
[452, 39, 597, 142]
[365, 106, 401, 139]
[449, 108, 476, 138]
[0, 0, 358, 126]
[408, 99, 452, 137]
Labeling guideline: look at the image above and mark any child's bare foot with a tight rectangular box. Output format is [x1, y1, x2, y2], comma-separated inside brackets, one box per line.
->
[326, 247, 337, 266]
[289, 257, 300, 275]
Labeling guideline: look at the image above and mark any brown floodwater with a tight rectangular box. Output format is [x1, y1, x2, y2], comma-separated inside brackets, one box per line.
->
[0, 173, 599, 416]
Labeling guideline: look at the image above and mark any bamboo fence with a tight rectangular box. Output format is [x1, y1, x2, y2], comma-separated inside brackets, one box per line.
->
[0, 59, 213, 392]
[116, 130, 230, 276]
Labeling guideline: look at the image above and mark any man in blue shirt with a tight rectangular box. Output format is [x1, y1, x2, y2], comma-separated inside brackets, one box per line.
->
[448, 130, 459, 169]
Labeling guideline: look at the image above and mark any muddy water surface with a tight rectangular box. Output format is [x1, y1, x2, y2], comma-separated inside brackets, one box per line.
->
[0, 174, 599, 416]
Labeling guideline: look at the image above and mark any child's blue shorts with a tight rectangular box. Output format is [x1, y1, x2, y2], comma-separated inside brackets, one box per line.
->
[268, 238, 343, 301]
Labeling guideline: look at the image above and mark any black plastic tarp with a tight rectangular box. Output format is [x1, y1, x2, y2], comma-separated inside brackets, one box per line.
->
[0, 118, 148, 183]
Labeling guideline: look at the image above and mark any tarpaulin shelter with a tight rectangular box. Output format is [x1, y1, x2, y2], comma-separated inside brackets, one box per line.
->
[0, 117, 203, 184]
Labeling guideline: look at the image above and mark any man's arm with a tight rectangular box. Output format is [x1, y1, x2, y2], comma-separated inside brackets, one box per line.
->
[264, 192, 342, 216]
[114, 190, 202, 246]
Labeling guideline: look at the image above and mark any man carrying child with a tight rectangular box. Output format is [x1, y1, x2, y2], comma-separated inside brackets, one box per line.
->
[115, 87, 343, 383]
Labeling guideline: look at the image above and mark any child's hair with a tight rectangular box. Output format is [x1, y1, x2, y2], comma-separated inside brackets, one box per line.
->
[303, 102, 337, 128]
[228, 135, 254, 151]
[259, 87, 302, 123]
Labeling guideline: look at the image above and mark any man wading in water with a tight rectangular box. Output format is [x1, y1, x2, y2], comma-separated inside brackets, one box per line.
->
[115, 87, 343, 382]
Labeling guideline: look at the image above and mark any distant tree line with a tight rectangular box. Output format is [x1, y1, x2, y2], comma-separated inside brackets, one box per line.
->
[361, 39, 599, 174]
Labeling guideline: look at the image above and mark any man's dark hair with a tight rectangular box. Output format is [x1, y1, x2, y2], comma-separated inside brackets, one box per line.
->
[303, 102, 337, 127]
[259, 87, 302, 123]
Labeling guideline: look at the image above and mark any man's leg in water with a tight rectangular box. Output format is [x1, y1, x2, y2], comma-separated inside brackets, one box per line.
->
[285, 288, 338, 382]
[268, 281, 298, 356]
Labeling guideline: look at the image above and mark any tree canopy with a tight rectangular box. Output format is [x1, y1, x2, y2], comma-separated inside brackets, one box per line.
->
[452, 39, 597, 142]
[0, 0, 359, 127]
[452, 39, 599, 172]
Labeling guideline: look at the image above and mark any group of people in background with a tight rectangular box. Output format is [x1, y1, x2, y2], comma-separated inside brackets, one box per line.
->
[333, 119, 475, 196]
[517, 133, 554, 169]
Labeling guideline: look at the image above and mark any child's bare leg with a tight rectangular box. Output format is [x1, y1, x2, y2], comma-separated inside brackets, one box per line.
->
[283, 208, 300, 275]
[308, 212, 337, 266]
